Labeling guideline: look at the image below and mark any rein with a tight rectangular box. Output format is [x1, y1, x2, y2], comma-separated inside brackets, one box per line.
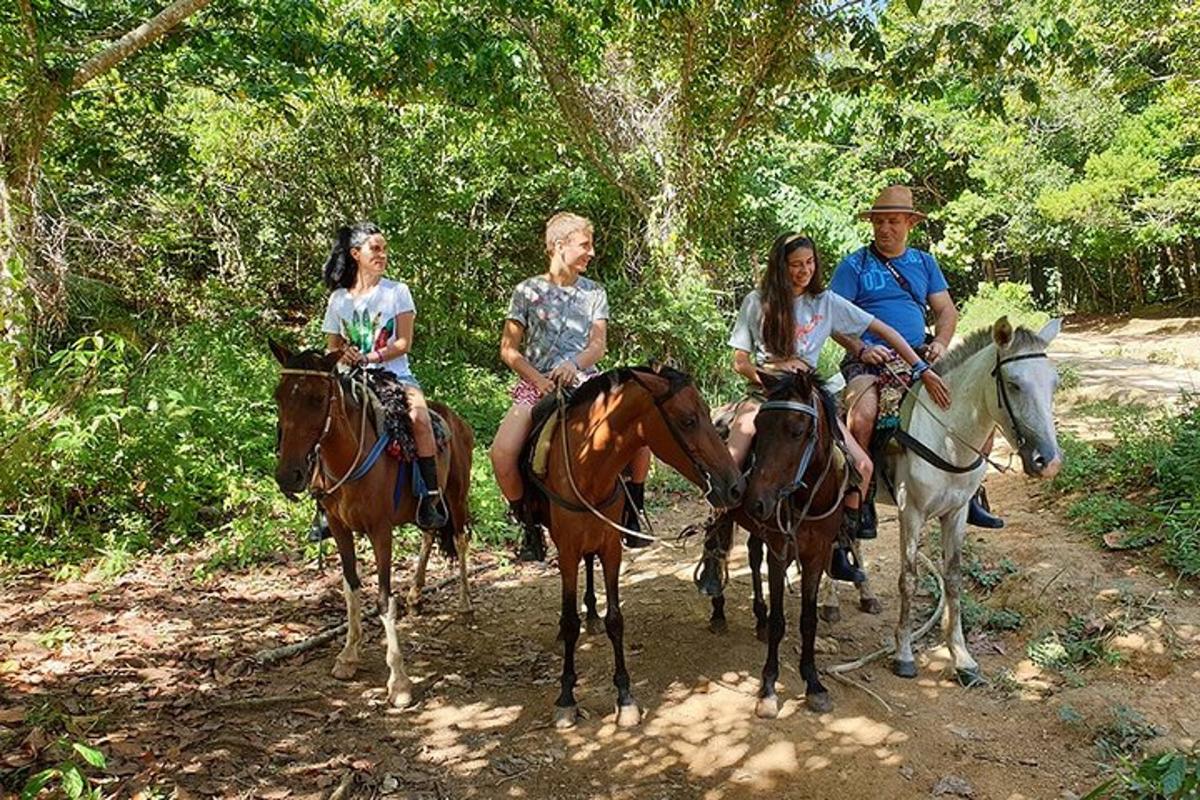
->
[883, 347, 1051, 475]
[550, 370, 709, 543]
[278, 367, 372, 498]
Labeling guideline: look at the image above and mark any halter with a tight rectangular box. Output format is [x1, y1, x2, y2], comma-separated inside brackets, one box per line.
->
[277, 367, 371, 497]
[991, 352, 1050, 451]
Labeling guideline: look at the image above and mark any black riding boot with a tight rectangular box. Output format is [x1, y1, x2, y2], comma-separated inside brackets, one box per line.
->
[967, 485, 1004, 529]
[622, 482, 650, 548]
[307, 507, 332, 543]
[857, 486, 878, 540]
[829, 508, 867, 583]
[510, 499, 546, 562]
[415, 456, 449, 529]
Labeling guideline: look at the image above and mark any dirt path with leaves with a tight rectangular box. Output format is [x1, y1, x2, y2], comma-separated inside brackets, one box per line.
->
[3, 314, 1199, 800]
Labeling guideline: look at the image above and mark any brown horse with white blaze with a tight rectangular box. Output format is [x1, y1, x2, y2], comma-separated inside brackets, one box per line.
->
[532, 365, 744, 728]
[270, 341, 474, 707]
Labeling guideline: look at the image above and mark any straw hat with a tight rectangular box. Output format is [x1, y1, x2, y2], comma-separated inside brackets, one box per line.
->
[858, 185, 927, 221]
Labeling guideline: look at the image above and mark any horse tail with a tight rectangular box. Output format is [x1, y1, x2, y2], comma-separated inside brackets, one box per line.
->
[429, 401, 474, 561]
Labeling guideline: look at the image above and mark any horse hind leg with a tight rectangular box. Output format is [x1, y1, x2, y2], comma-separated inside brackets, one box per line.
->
[940, 508, 982, 686]
[330, 519, 362, 680]
[455, 528, 473, 620]
[749, 536, 768, 642]
[584, 554, 604, 635]
[406, 529, 434, 614]
[853, 539, 883, 615]
[818, 550, 841, 623]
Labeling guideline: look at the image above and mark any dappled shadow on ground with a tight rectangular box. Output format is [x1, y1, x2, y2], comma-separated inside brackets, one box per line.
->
[3, 481, 1199, 799]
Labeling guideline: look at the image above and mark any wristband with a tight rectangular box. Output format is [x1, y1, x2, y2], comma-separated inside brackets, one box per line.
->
[911, 359, 930, 380]
[856, 345, 867, 361]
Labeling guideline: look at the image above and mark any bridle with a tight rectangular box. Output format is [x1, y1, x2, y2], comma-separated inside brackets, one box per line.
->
[991, 352, 1050, 452]
[276, 368, 370, 498]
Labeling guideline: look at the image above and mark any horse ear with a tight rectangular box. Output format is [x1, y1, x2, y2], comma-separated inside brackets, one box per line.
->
[992, 316, 1014, 349]
[320, 350, 342, 372]
[646, 357, 662, 373]
[1037, 317, 1062, 344]
[756, 369, 780, 393]
[268, 338, 292, 366]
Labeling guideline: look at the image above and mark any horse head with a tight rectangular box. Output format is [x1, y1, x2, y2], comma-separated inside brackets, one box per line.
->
[628, 365, 745, 509]
[742, 369, 825, 524]
[269, 339, 343, 498]
[990, 317, 1063, 479]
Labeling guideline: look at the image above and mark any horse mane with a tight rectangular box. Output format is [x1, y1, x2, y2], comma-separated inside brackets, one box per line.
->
[564, 364, 693, 412]
[763, 368, 822, 401]
[932, 325, 1045, 376]
[284, 348, 331, 370]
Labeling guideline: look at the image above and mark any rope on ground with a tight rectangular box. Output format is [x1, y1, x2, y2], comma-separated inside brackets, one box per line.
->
[824, 551, 944, 675]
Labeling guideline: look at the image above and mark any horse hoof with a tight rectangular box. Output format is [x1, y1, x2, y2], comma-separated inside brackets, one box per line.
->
[616, 703, 641, 727]
[553, 705, 579, 729]
[805, 691, 833, 714]
[755, 696, 779, 719]
[819, 605, 841, 623]
[331, 660, 358, 680]
[388, 685, 413, 708]
[585, 617, 605, 635]
[709, 617, 728, 635]
[755, 625, 769, 644]
[859, 597, 883, 615]
[892, 659, 918, 679]
[956, 668, 986, 688]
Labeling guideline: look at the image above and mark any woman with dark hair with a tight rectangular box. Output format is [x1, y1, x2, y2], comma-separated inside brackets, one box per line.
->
[725, 232, 950, 580]
[316, 222, 448, 530]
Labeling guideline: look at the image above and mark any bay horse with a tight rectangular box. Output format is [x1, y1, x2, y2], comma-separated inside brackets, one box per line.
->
[822, 317, 1062, 684]
[531, 365, 744, 728]
[270, 341, 475, 707]
[699, 369, 850, 717]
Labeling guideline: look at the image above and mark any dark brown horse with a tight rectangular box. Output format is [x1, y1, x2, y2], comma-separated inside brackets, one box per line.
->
[270, 341, 474, 707]
[702, 369, 848, 717]
[531, 365, 744, 728]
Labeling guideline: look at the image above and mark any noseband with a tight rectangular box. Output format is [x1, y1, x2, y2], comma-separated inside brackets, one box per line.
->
[991, 352, 1050, 451]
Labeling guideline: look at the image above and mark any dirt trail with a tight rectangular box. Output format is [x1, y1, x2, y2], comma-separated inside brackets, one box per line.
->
[2, 314, 1198, 800]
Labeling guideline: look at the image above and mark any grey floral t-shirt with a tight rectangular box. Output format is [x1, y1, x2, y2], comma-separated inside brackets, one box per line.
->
[506, 276, 609, 373]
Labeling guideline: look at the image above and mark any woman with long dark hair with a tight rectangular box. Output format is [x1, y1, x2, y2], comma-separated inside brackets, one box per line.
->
[317, 221, 448, 530]
[725, 232, 950, 580]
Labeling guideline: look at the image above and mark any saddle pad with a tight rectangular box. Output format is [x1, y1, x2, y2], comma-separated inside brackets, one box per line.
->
[385, 408, 453, 462]
[531, 414, 559, 478]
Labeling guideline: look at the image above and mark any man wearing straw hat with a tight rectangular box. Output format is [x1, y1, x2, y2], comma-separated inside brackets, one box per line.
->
[831, 185, 1004, 541]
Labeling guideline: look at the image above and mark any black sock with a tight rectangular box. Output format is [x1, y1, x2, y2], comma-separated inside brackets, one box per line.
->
[417, 456, 440, 494]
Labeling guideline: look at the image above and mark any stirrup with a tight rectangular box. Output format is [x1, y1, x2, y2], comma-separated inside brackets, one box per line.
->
[416, 490, 449, 530]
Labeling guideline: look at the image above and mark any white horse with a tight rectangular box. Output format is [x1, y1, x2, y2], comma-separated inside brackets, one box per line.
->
[821, 316, 1063, 684]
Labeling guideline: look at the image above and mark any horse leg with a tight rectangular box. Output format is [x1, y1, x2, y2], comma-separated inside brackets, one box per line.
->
[406, 529, 434, 614]
[940, 507, 982, 686]
[818, 551, 841, 622]
[370, 529, 412, 708]
[455, 530, 473, 619]
[584, 554, 604, 634]
[853, 538, 883, 615]
[799, 550, 832, 713]
[554, 547, 582, 728]
[755, 553, 787, 719]
[600, 539, 640, 727]
[330, 518, 363, 680]
[893, 499, 926, 678]
[708, 515, 735, 634]
[749, 536, 768, 642]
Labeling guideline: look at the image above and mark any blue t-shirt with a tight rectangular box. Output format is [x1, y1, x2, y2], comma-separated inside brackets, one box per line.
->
[829, 246, 948, 348]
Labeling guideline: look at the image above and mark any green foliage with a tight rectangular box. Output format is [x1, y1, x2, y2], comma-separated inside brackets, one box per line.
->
[20, 737, 107, 800]
[1028, 614, 1119, 674]
[1084, 749, 1200, 799]
[1052, 399, 1200, 577]
[957, 281, 1050, 335]
[1093, 706, 1165, 762]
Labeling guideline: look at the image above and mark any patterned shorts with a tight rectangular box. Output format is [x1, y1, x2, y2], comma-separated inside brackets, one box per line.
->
[510, 368, 598, 407]
[840, 346, 927, 419]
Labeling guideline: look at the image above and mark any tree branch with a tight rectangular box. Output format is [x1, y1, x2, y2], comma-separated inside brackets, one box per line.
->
[510, 16, 650, 217]
[71, 0, 215, 90]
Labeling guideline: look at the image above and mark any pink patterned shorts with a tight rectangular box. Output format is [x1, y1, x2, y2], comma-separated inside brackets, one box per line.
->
[509, 369, 597, 407]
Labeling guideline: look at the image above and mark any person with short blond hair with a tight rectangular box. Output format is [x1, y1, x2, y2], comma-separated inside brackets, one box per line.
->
[490, 212, 651, 561]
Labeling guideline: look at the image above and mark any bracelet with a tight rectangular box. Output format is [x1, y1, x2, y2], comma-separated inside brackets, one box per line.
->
[911, 359, 930, 379]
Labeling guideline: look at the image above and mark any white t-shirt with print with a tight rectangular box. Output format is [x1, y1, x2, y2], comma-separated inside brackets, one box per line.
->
[322, 278, 416, 378]
[728, 289, 874, 369]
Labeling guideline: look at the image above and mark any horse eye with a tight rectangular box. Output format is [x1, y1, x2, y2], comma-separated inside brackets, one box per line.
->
[681, 415, 698, 429]
[1007, 381, 1021, 393]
